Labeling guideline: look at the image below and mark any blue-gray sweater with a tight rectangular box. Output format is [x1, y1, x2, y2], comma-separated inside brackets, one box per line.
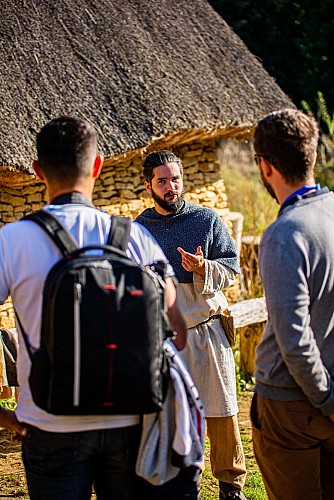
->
[255, 188, 334, 416]
[135, 201, 239, 283]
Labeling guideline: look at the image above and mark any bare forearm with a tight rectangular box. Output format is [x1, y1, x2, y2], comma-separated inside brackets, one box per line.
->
[168, 304, 187, 350]
[165, 277, 187, 350]
[0, 408, 27, 437]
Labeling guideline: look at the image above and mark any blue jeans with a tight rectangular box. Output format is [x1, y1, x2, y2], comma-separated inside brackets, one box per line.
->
[22, 423, 142, 500]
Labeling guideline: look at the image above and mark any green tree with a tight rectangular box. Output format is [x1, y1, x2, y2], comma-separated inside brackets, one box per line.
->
[209, 0, 334, 113]
[302, 92, 334, 190]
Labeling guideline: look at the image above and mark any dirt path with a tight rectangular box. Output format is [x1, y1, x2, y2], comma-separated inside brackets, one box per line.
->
[0, 427, 28, 499]
[0, 395, 253, 498]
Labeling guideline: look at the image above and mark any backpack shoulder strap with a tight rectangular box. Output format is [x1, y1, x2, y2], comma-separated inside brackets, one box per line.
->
[107, 216, 131, 251]
[23, 210, 79, 257]
[15, 311, 32, 360]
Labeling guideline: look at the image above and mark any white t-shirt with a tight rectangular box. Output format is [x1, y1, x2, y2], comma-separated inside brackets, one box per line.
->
[0, 204, 173, 432]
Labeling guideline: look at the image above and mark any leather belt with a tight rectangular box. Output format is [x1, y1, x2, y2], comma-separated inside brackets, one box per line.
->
[195, 314, 221, 328]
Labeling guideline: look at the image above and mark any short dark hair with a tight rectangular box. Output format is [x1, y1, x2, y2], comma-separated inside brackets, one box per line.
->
[142, 150, 183, 182]
[36, 116, 98, 182]
[253, 108, 319, 184]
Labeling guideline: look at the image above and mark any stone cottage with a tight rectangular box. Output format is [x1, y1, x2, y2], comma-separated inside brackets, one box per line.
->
[0, 0, 293, 327]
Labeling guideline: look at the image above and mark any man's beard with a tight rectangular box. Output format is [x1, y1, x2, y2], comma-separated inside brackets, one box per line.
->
[151, 188, 185, 213]
[260, 168, 278, 202]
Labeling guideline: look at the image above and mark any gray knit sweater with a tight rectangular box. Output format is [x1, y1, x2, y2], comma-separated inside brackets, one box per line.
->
[135, 201, 239, 283]
[254, 188, 334, 416]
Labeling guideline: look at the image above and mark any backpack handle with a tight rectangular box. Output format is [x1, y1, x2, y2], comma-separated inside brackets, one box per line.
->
[68, 245, 128, 259]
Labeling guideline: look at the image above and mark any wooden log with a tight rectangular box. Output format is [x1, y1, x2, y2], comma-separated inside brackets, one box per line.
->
[229, 297, 267, 329]
[238, 323, 266, 379]
[240, 236, 262, 298]
[229, 297, 268, 379]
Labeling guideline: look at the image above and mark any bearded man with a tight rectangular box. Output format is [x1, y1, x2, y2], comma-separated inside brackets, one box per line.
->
[136, 150, 247, 500]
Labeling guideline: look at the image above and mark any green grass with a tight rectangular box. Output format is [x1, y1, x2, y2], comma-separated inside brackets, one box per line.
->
[199, 389, 267, 500]
[219, 137, 333, 240]
[0, 362, 266, 498]
[223, 166, 278, 236]
[0, 395, 17, 410]
[218, 140, 278, 237]
[240, 397, 267, 500]
[0, 392, 267, 499]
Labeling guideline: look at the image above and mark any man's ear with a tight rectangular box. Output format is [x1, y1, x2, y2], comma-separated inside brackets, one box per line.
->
[261, 158, 274, 178]
[32, 160, 44, 181]
[144, 180, 152, 193]
[93, 153, 104, 178]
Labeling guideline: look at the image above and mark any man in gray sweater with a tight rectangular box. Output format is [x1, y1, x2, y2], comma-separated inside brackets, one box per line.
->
[252, 108, 334, 500]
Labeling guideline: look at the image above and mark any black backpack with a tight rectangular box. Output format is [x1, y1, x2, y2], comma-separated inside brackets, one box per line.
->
[18, 210, 171, 415]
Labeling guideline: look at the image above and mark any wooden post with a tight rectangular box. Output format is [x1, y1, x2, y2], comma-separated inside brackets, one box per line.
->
[238, 322, 266, 379]
[229, 297, 268, 380]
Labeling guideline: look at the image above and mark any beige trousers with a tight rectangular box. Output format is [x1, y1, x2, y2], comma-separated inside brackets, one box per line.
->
[206, 415, 247, 489]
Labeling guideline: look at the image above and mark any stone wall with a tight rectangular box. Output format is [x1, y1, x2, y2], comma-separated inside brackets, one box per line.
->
[0, 184, 47, 224]
[0, 138, 241, 327]
[93, 139, 231, 220]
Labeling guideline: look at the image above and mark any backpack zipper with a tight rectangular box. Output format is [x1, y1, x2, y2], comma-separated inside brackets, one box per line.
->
[73, 281, 82, 406]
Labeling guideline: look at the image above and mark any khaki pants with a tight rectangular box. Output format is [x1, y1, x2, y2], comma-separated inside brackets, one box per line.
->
[206, 415, 247, 489]
[251, 394, 334, 500]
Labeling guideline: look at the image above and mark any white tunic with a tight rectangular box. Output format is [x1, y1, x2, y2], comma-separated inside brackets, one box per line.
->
[178, 260, 239, 417]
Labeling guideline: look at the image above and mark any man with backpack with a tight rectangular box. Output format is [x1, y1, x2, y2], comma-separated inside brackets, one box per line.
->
[0, 116, 188, 499]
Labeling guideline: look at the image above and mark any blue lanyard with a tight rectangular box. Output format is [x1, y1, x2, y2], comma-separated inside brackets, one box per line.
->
[280, 184, 321, 212]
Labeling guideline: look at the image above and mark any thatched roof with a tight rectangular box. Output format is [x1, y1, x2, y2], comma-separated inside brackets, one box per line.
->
[0, 0, 293, 185]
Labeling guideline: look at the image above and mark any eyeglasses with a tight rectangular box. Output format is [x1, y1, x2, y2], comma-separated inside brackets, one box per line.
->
[254, 154, 272, 166]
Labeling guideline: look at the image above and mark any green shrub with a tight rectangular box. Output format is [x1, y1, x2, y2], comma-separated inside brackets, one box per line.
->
[218, 139, 278, 236]
[302, 92, 334, 191]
